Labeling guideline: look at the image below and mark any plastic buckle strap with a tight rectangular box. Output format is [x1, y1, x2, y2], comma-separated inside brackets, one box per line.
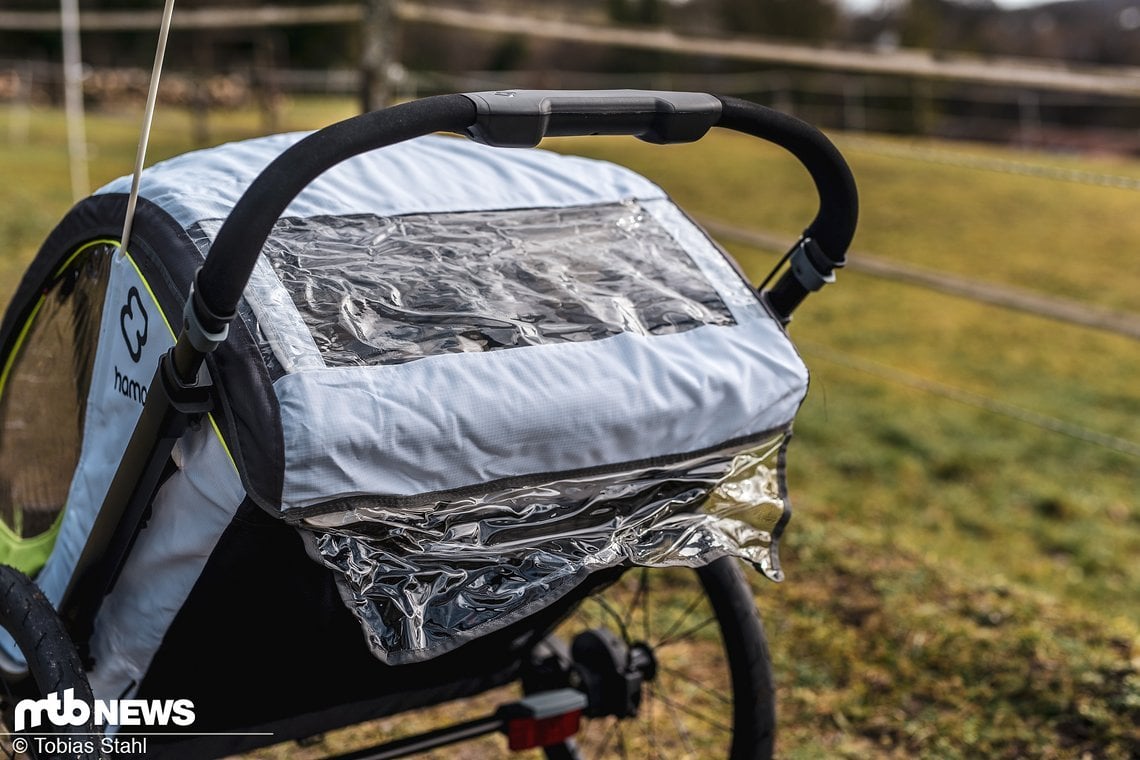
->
[788, 237, 837, 292]
[182, 281, 230, 354]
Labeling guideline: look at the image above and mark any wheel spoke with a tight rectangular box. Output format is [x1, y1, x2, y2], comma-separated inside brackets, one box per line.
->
[593, 596, 633, 645]
[593, 717, 619, 757]
[653, 682, 698, 759]
[656, 614, 717, 650]
[622, 567, 649, 638]
[653, 592, 706, 647]
[641, 568, 651, 644]
[650, 685, 732, 734]
[657, 663, 732, 705]
[615, 719, 630, 760]
[643, 682, 659, 760]
[642, 688, 661, 756]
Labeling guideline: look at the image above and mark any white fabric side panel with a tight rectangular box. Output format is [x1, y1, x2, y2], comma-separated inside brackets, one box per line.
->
[277, 313, 806, 510]
[87, 427, 244, 704]
[33, 253, 176, 606]
[96, 134, 667, 230]
[0, 253, 175, 662]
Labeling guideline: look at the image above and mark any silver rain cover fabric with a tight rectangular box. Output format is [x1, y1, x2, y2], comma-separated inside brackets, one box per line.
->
[303, 433, 792, 665]
[241, 196, 804, 663]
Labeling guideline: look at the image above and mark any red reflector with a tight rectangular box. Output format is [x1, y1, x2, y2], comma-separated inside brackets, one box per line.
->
[507, 710, 583, 751]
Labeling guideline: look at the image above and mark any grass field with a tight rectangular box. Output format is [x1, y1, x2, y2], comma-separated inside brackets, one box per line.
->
[1, 98, 1137, 758]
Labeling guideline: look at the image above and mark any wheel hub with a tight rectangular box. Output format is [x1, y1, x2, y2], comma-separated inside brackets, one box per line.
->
[569, 629, 657, 719]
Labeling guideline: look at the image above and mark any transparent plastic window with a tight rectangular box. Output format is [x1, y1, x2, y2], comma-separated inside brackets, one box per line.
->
[252, 201, 736, 367]
[302, 432, 791, 664]
[0, 245, 111, 551]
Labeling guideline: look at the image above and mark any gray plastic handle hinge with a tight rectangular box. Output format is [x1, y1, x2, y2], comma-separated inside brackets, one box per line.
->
[183, 283, 230, 353]
[462, 90, 722, 148]
[789, 237, 837, 292]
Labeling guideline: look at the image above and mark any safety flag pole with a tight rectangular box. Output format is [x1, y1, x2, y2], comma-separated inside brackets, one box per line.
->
[59, 0, 89, 202]
[120, 0, 177, 254]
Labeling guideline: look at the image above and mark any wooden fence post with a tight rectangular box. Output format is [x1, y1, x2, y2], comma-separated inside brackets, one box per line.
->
[360, 0, 395, 112]
[60, 0, 90, 200]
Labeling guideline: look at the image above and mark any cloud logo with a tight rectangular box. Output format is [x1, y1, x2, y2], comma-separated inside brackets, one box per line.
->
[120, 286, 149, 363]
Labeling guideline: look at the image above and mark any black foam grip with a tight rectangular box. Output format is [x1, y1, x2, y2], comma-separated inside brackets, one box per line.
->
[714, 96, 858, 268]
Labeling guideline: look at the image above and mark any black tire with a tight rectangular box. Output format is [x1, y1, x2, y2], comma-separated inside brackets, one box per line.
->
[0, 565, 101, 760]
[545, 557, 775, 760]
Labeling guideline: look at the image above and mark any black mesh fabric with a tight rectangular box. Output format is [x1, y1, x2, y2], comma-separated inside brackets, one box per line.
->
[0, 244, 112, 541]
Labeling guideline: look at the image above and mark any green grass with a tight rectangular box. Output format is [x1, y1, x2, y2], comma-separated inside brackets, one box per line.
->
[556, 131, 1140, 312]
[1, 98, 1137, 758]
[553, 131, 1140, 757]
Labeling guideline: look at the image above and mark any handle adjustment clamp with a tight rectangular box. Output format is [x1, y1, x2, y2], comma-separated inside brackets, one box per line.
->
[788, 237, 837, 293]
[183, 275, 231, 354]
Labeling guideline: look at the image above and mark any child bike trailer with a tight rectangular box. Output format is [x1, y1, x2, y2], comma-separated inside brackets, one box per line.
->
[0, 91, 856, 759]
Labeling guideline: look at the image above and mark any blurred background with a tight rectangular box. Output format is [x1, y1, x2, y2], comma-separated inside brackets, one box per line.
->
[0, 1, 1137, 757]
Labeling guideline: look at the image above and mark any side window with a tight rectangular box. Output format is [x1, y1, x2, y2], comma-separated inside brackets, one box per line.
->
[0, 244, 113, 573]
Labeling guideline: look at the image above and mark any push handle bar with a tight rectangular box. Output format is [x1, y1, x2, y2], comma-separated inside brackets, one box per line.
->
[716, 96, 858, 318]
[188, 91, 857, 380]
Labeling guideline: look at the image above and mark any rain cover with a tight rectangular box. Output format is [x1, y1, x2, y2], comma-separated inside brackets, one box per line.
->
[235, 195, 803, 663]
[304, 434, 790, 664]
[92, 132, 809, 664]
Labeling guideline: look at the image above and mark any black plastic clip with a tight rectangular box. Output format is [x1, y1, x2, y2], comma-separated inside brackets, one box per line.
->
[159, 348, 214, 416]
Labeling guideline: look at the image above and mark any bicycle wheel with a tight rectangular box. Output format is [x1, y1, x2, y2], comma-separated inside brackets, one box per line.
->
[540, 557, 775, 760]
[0, 565, 100, 760]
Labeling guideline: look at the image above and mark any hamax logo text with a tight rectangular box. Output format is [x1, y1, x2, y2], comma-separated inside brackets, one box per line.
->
[120, 286, 149, 363]
[13, 689, 195, 731]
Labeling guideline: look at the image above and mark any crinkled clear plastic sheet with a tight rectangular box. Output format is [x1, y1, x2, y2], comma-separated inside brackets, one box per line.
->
[0, 245, 111, 541]
[188, 222, 298, 378]
[302, 432, 791, 665]
[253, 202, 736, 367]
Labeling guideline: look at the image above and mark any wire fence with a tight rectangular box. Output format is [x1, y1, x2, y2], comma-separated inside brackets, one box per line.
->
[699, 219, 1140, 341]
[838, 135, 1140, 191]
[701, 220, 1140, 461]
[4, 59, 1140, 153]
[800, 342, 1140, 460]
